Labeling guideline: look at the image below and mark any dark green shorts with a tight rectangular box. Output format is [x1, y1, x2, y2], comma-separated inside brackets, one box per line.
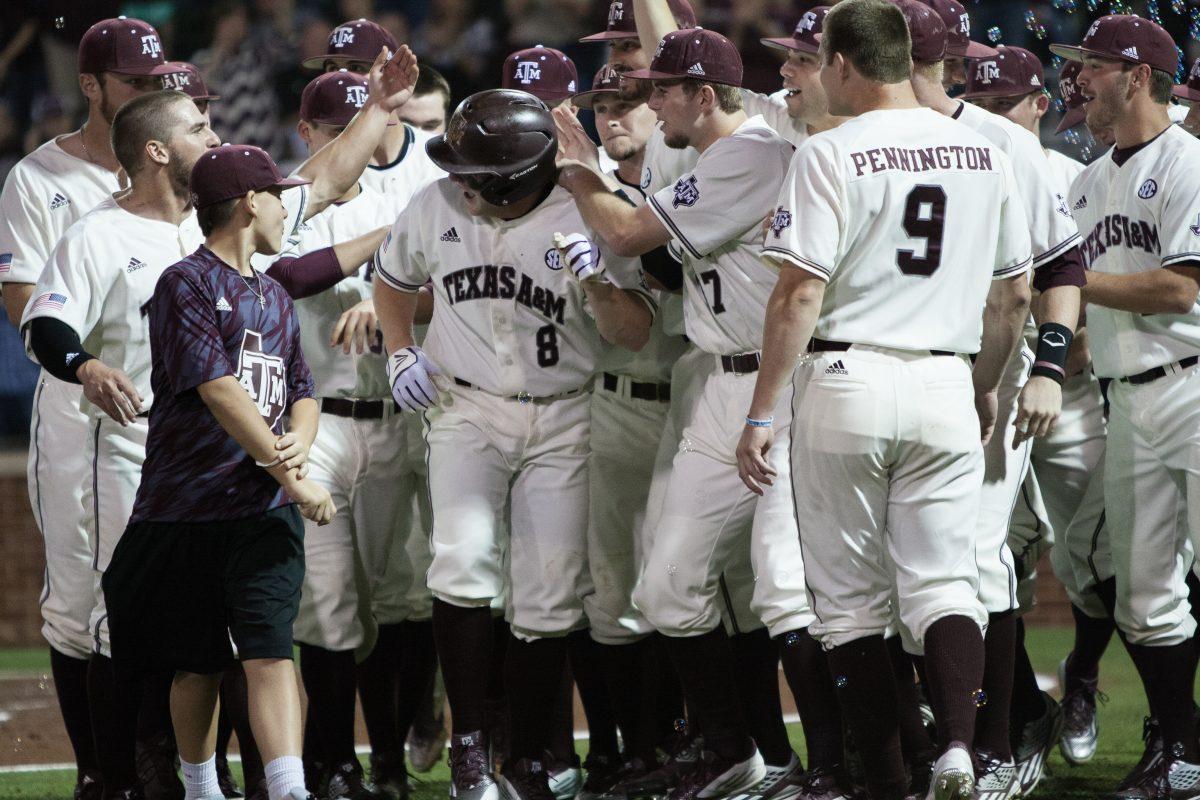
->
[103, 505, 305, 676]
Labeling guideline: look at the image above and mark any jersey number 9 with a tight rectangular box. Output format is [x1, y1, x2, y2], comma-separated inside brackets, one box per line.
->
[897, 185, 947, 278]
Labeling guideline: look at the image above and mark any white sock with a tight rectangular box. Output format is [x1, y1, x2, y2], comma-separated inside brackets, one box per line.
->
[180, 754, 220, 800]
[265, 755, 306, 800]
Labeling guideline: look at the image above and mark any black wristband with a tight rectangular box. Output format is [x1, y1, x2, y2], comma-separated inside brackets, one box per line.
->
[1031, 322, 1073, 384]
[26, 317, 96, 384]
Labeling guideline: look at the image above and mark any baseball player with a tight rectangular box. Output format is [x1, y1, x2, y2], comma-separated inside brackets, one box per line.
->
[960, 45, 1103, 795]
[400, 65, 452, 134]
[914, 0, 998, 90]
[1174, 58, 1200, 136]
[559, 28, 815, 800]
[896, 6, 1085, 794]
[740, 3, 1033, 799]
[286, 69, 437, 800]
[1051, 14, 1200, 797]
[373, 88, 653, 800]
[103, 143, 331, 800]
[0, 16, 174, 799]
[304, 19, 445, 220]
[162, 61, 221, 119]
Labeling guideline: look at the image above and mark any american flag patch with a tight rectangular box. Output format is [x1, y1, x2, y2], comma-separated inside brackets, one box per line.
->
[0, 253, 11, 274]
[30, 292, 68, 312]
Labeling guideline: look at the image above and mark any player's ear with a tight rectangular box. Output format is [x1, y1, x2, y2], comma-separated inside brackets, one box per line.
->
[145, 138, 170, 169]
[79, 73, 102, 104]
[297, 120, 312, 146]
[1034, 92, 1050, 116]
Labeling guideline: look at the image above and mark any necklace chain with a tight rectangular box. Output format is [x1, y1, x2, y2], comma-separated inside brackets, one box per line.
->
[240, 272, 266, 309]
[78, 123, 97, 166]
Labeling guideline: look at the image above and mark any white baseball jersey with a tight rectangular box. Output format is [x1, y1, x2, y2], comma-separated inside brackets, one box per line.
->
[0, 138, 122, 285]
[359, 124, 446, 220]
[640, 124, 699, 197]
[284, 184, 394, 398]
[22, 197, 203, 414]
[596, 171, 687, 383]
[374, 179, 653, 395]
[1068, 125, 1200, 378]
[954, 101, 1081, 270]
[1169, 103, 1190, 126]
[763, 107, 1032, 353]
[1045, 148, 1086, 193]
[646, 115, 794, 356]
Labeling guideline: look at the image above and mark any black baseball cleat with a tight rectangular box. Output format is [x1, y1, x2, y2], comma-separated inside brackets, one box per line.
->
[500, 759, 557, 800]
[75, 772, 104, 800]
[135, 732, 184, 800]
[1113, 718, 1166, 799]
[796, 766, 854, 800]
[217, 754, 244, 799]
[326, 759, 388, 800]
[666, 749, 766, 800]
[577, 753, 622, 800]
[370, 753, 413, 800]
[451, 731, 500, 800]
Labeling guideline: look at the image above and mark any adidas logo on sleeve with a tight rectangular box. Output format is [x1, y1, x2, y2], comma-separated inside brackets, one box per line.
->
[440, 227, 461, 242]
[49, 192, 70, 210]
[1073, 195, 1088, 210]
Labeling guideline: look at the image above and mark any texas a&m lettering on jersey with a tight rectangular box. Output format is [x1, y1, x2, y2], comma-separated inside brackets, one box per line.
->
[1078, 214, 1161, 266]
[236, 329, 289, 428]
[441, 265, 566, 325]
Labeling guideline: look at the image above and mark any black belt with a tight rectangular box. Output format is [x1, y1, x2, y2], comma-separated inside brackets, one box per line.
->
[1119, 355, 1200, 386]
[808, 337, 958, 358]
[720, 353, 760, 374]
[320, 397, 397, 419]
[453, 377, 586, 404]
[601, 372, 671, 402]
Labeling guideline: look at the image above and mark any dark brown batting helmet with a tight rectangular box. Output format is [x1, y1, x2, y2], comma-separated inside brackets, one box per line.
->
[425, 89, 558, 206]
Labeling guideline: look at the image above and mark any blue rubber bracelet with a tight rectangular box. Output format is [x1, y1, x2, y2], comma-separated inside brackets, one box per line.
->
[745, 416, 774, 428]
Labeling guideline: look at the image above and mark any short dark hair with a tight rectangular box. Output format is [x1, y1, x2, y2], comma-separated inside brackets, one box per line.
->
[415, 63, 452, 116]
[110, 91, 193, 176]
[821, 0, 914, 84]
[1120, 62, 1175, 104]
[680, 79, 743, 113]
[196, 197, 239, 236]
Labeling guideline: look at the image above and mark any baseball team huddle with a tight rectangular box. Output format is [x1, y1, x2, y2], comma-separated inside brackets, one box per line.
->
[4, 2, 1200, 800]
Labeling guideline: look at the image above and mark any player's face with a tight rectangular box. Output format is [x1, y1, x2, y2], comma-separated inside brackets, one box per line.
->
[647, 80, 698, 149]
[98, 72, 163, 124]
[251, 187, 289, 254]
[299, 120, 347, 157]
[325, 58, 374, 75]
[163, 100, 221, 195]
[942, 57, 967, 91]
[1085, 120, 1116, 147]
[608, 38, 648, 72]
[1076, 55, 1131, 133]
[593, 96, 657, 161]
[779, 50, 828, 122]
[193, 98, 211, 122]
[449, 173, 498, 217]
[400, 92, 449, 134]
[971, 92, 1042, 131]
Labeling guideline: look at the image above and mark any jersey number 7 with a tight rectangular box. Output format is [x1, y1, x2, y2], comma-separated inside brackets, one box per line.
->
[897, 185, 946, 277]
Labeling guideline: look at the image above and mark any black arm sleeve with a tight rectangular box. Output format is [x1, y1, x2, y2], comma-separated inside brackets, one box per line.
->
[26, 317, 94, 383]
[640, 245, 683, 292]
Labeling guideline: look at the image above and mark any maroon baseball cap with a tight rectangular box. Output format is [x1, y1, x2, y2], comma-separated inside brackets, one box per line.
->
[301, 19, 398, 70]
[916, 0, 998, 58]
[191, 145, 310, 209]
[761, 6, 829, 55]
[961, 46, 1045, 99]
[1173, 57, 1200, 103]
[300, 70, 369, 126]
[502, 46, 579, 103]
[1054, 61, 1086, 134]
[891, 0, 948, 65]
[572, 65, 622, 110]
[624, 28, 743, 88]
[1051, 15, 1178, 76]
[162, 62, 220, 101]
[581, 0, 698, 42]
[77, 17, 174, 77]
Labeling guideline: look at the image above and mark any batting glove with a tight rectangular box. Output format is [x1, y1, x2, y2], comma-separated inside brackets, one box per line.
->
[553, 232, 605, 281]
[387, 346, 443, 412]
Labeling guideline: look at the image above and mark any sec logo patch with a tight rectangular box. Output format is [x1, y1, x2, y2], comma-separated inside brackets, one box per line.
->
[1138, 179, 1158, 199]
[544, 248, 563, 270]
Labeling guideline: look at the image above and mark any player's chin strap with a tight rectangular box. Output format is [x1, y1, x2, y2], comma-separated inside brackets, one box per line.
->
[1031, 322, 1073, 384]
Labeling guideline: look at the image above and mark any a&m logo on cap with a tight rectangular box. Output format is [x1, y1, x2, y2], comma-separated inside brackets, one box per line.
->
[346, 84, 368, 106]
[609, 1, 624, 24]
[331, 26, 356, 47]
[958, 13, 970, 35]
[975, 61, 1000, 83]
[799, 11, 819, 32]
[163, 72, 191, 90]
[515, 61, 542, 84]
[1086, 20, 1102, 39]
[141, 34, 163, 57]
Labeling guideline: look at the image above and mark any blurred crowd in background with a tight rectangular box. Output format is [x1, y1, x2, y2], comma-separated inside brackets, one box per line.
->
[0, 0, 1197, 445]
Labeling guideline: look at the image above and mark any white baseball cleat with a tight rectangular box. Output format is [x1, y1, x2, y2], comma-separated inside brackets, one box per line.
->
[925, 745, 974, 800]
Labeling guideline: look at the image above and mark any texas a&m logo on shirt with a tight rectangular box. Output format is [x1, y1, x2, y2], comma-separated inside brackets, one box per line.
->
[672, 175, 700, 208]
[236, 330, 288, 428]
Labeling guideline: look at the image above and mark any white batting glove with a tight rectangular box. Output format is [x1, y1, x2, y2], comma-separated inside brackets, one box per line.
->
[387, 346, 443, 412]
[553, 232, 604, 281]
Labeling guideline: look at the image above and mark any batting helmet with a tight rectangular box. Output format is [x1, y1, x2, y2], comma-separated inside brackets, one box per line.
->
[425, 89, 558, 207]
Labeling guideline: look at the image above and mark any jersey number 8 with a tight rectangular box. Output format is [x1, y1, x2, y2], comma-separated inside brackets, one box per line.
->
[536, 325, 559, 367]
[897, 185, 947, 277]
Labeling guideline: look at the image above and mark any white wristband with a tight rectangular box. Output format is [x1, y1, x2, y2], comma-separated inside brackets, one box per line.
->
[255, 456, 283, 469]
